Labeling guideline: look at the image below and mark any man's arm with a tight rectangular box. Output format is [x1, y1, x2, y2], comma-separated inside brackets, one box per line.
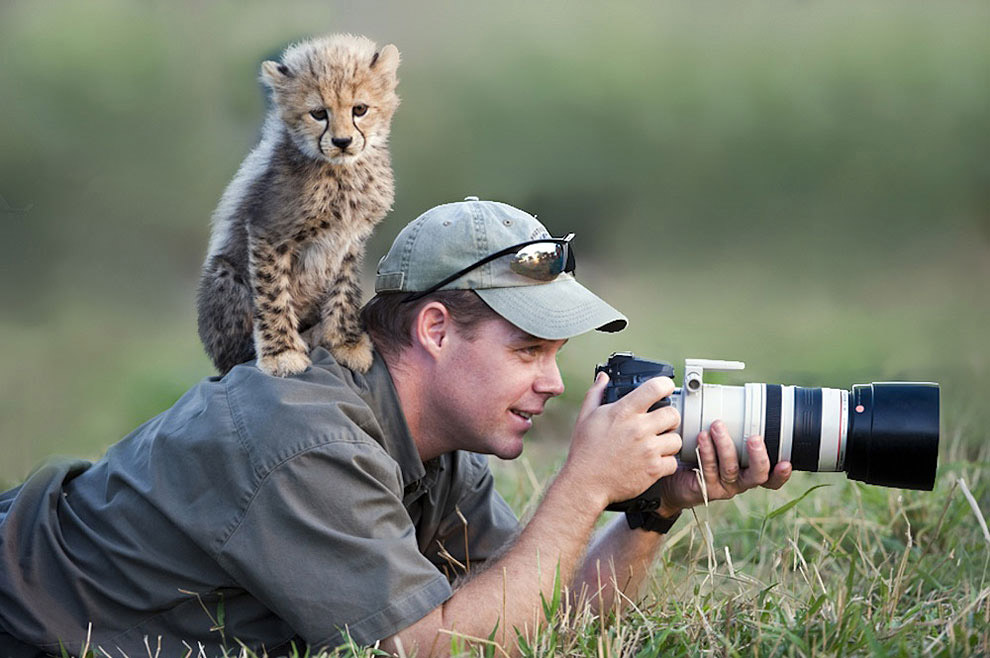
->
[383, 373, 682, 656]
[384, 377, 792, 656]
[384, 464, 606, 656]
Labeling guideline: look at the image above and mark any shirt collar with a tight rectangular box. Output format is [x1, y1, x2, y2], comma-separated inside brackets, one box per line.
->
[349, 350, 427, 488]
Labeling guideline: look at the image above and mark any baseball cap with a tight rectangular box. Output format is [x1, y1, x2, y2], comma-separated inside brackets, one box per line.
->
[374, 198, 627, 339]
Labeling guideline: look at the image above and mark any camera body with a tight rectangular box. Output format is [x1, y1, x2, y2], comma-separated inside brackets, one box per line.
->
[596, 353, 675, 410]
[596, 353, 940, 511]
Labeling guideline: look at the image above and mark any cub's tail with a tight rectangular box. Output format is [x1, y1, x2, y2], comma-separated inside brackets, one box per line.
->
[197, 255, 256, 375]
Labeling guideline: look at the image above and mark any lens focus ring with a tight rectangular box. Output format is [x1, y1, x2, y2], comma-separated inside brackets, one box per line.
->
[764, 385, 782, 468]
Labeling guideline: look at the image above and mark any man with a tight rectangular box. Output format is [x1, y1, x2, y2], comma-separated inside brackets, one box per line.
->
[0, 199, 791, 656]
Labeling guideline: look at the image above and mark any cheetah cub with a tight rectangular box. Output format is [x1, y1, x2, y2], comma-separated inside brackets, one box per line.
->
[197, 34, 399, 376]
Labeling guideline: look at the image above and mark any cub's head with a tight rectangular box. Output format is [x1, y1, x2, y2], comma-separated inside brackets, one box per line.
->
[261, 34, 400, 165]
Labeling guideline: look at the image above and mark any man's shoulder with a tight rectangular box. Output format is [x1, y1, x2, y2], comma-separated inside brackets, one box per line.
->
[223, 351, 368, 416]
[220, 352, 388, 473]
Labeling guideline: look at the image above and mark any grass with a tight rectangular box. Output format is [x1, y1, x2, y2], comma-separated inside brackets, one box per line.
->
[56, 427, 990, 657]
[483, 436, 990, 657]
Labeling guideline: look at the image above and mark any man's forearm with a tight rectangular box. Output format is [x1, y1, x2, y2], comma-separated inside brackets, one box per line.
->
[385, 372, 687, 656]
[385, 466, 604, 656]
[572, 514, 667, 615]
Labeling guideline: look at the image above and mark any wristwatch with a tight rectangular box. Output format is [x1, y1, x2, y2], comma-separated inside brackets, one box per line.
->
[626, 508, 682, 534]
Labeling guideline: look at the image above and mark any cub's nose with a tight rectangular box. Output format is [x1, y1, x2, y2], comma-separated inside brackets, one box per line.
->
[331, 136, 353, 149]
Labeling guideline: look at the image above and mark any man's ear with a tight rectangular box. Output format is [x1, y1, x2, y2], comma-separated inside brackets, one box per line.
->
[413, 302, 451, 359]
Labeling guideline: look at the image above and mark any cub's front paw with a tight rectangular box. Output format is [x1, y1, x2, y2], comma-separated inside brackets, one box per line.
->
[258, 349, 311, 377]
[330, 333, 374, 373]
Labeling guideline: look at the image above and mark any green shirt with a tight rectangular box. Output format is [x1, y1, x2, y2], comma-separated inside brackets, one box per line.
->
[0, 349, 519, 655]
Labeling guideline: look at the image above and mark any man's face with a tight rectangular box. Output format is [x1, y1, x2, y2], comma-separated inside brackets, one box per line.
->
[429, 316, 567, 460]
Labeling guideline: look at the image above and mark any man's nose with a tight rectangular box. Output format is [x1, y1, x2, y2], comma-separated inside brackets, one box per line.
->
[331, 136, 353, 149]
[536, 362, 565, 397]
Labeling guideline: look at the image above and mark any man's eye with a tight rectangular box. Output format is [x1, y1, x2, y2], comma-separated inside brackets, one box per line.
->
[353, 104, 368, 117]
[309, 109, 328, 120]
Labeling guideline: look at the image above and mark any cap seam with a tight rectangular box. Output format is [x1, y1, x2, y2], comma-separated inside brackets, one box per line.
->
[469, 201, 488, 289]
[398, 214, 430, 285]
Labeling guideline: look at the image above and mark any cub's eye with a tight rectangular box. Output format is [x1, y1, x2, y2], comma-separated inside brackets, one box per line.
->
[352, 104, 369, 117]
[309, 109, 328, 121]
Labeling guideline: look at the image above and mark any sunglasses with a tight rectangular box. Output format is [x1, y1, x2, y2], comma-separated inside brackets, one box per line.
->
[404, 233, 576, 302]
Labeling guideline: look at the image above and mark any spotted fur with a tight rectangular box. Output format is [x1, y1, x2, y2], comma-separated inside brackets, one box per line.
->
[197, 34, 399, 376]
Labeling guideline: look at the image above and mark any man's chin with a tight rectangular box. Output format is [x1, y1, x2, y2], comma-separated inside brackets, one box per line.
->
[491, 436, 525, 461]
[499, 444, 525, 460]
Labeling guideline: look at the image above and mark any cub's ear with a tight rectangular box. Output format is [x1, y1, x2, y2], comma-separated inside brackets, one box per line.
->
[371, 44, 400, 80]
[260, 60, 293, 89]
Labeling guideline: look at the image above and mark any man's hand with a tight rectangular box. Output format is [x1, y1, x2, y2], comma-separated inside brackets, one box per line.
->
[656, 420, 792, 518]
[384, 372, 681, 657]
[562, 372, 682, 511]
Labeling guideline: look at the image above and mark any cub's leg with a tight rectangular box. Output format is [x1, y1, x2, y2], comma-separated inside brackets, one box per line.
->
[318, 249, 374, 373]
[249, 235, 311, 377]
[197, 255, 256, 375]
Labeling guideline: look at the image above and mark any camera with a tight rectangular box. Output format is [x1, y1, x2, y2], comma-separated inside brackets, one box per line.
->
[596, 353, 940, 511]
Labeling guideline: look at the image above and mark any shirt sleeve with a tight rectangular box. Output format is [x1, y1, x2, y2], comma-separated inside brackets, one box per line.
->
[215, 438, 452, 649]
[425, 452, 520, 579]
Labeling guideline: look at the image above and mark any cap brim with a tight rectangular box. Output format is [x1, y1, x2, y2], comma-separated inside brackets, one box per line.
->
[474, 275, 628, 340]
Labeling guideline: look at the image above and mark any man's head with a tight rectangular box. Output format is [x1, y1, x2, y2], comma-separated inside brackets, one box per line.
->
[361, 198, 627, 458]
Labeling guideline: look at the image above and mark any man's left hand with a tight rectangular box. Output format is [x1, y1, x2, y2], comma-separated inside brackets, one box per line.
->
[656, 419, 792, 518]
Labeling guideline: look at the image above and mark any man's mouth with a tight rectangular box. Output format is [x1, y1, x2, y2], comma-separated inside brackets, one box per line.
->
[510, 409, 537, 421]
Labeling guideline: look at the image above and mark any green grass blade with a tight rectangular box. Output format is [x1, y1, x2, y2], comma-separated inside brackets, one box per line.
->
[765, 484, 831, 521]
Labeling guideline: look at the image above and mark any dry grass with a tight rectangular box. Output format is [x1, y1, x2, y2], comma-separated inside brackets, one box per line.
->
[58, 428, 990, 658]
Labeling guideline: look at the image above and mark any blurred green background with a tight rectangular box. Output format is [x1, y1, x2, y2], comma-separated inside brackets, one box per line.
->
[1, 0, 988, 486]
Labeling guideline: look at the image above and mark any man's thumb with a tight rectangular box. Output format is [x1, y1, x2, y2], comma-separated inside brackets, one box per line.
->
[578, 371, 609, 421]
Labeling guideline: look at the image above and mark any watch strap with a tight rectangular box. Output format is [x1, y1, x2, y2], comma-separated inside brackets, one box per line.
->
[626, 509, 682, 534]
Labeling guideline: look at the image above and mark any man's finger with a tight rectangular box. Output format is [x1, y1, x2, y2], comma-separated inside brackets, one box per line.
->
[578, 371, 609, 422]
[696, 430, 720, 487]
[648, 405, 681, 435]
[739, 435, 770, 489]
[763, 461, 792, 490]
[657, 432, 682, 458]
[619, 376, 675, 413]
[710, 421, 741, 486]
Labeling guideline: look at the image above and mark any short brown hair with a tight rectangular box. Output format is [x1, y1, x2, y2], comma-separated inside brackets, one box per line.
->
[361, 290, 500, 362]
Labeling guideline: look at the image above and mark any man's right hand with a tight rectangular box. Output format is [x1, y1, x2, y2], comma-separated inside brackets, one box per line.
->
[385, 374, 682, 657]
[561, 371, 682, 511]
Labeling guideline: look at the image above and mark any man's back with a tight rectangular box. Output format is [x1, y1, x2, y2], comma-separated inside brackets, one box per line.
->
[0, 349, 516, 654]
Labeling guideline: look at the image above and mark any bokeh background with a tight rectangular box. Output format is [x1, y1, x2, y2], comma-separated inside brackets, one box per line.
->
[1, 0, 988, 487]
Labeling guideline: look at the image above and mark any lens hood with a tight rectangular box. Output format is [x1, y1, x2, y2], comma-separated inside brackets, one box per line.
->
[846, 382, 940, 490]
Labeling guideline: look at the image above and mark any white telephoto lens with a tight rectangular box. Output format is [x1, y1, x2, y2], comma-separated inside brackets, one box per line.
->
[678, 383, 850, 472]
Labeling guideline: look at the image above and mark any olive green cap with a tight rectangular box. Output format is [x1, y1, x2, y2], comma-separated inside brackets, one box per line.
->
[374, 198, 627, 339]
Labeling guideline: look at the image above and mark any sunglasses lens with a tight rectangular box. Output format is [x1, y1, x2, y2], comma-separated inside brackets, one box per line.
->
[510, 242, 566, 281]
